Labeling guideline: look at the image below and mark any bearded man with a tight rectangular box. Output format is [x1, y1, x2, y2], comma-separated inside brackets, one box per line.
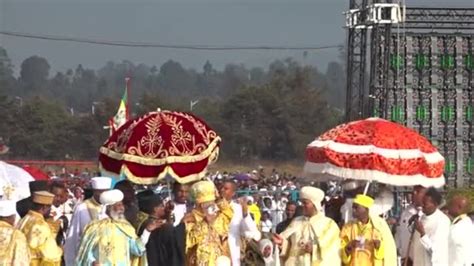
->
[75, 189, 161, 266]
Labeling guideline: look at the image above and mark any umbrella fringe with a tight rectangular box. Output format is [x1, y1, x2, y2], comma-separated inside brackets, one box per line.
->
[303, 161, 445, 188]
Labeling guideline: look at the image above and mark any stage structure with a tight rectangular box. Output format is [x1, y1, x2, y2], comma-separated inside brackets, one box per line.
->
[344, 1, 474, 187]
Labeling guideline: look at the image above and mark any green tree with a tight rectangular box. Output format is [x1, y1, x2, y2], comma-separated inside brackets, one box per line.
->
[158, 60, 195, 98]
[20, 56, 50, 86]
[0, 47, 15, 96]
[9, 97, 72, 159]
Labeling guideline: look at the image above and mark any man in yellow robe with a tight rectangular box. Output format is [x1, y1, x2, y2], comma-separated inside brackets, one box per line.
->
[17, 191, 63, 266]
[75, 189, 162, 266]
[273, 186, 341, 266]
[341, 194, 384, 266]
[370, 215, 397, 266]
[185, 180, 233, 266]
[0, 200, 30, 266]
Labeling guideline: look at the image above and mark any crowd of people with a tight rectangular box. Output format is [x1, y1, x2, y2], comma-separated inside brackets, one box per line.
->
[0, 175, 473, 266]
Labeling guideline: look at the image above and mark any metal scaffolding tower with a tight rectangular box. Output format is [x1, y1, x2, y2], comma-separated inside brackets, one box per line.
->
[345, 1, 474, 187]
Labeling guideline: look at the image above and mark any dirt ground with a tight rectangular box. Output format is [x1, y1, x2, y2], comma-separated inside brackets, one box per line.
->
[207, 160, 305, 176]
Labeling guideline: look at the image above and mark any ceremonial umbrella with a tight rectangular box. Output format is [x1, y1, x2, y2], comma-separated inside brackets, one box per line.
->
[99, 110, 221, 185]
[304, 117, 445, 188]
[22, 165, 50, 181]
[0, 161, 35, 201]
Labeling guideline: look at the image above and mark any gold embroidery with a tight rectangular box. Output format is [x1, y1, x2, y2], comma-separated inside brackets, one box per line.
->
[31, 227, 42, 238]
[2, 185, 15, 200]
[129, 114, 166, 158]
[163, 113, 201, 156]
[107, 119, 139, 153]
[104, 241, 114, 257]
[125, 111, 218, 159]
[100, 110, 221, 184]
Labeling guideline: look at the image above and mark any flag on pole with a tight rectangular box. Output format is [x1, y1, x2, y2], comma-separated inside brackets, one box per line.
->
[109, 77, 130, 134]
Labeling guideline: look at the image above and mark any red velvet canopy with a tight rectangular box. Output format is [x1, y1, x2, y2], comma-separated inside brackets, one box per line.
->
[99, 110, 221, 184]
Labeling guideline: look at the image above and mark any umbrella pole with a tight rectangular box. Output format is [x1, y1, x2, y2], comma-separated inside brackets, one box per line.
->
[363, 181, 371, 195]
[167, 179, 172, 200]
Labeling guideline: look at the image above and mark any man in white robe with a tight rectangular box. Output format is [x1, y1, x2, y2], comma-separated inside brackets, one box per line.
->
[395, 185, 426, 264]
[273, 186, 341, 266]
[447, 195, 474, 266]
[220, 180, 261, 265]
[63, 177, 112, 266]
[411, 188, 450, 266]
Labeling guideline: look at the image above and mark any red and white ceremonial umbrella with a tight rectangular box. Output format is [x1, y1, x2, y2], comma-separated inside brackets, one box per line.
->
[304, 117, 445, 188]
[99, 110, 221, 185]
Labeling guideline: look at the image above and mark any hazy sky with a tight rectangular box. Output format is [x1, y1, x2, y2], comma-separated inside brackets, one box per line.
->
[0, 0, 472, 75]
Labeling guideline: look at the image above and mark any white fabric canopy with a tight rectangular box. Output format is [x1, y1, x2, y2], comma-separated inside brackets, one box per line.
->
[0, 161, 34, 201]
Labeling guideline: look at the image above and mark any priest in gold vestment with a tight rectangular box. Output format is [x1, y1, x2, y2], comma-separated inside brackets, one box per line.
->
[75, 189, 161, 266]
[0, 200, 30, 266]
[185, 180, 233, 266]
[273, 186, 341, 266]
[340, 194, 385, 266]
[17, 191, 63, 266]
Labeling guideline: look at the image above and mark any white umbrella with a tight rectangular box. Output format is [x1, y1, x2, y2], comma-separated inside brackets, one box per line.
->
[0, 161, 34, 201]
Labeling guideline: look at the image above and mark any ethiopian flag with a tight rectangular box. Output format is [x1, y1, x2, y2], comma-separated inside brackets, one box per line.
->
[109, 77, 130, 134]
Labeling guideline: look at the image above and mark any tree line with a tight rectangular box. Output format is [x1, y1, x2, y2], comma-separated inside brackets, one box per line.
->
[0, 46, 345, 161]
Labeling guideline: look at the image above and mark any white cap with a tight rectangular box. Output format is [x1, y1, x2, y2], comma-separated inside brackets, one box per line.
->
[91, 177, 112, 190]
[100, 189, 124, 206]
[0, 200, 16, 217]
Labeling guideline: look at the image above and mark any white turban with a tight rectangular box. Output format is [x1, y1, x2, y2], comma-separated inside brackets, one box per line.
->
[100, 189, 124, 206]
[247, 196, 254, 204]
[91, 177, 112, 190]
[300, 186, 325, 211]
[0, 200, 16, 217]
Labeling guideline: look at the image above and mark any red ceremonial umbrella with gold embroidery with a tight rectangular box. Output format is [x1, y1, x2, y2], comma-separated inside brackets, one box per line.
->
[304, 117, 445, 188]
[99, 110, 221, 185]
